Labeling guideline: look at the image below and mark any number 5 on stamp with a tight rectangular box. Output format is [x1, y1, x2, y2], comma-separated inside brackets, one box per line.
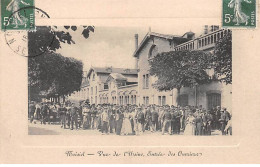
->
[1, 0, 35, 30]
[223, 0, 256, 28]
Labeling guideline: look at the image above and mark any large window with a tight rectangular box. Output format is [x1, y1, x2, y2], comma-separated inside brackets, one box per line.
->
[148, 45, 159, 59]
[207, 93, 221, 110]
[131, 95, 136, 105]
[158, 96, 166, 106]
[143, 74, 150, 89]
[178, 94, 189, 107]
[146, 74, 149, 88]
[143, 96, 149, 105]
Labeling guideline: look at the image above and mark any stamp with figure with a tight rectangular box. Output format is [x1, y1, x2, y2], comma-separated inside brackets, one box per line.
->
[223, 0, 256, 28]
[1, 0, 35, 30]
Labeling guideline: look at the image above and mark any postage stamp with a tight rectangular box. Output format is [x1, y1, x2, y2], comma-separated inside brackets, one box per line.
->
[1, 0, 35, 30]
[222, 0, 256, 28]
[4, 7, 54, 57]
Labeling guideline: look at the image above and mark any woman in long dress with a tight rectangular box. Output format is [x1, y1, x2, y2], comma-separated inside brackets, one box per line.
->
[121, 111, 133, 135]
[184, 113, 196, 135]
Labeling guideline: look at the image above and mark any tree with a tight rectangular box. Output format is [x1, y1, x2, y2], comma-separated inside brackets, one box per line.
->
[28, 25, 94, 101]
[28, 26, 94, 56]
[149, 50, 211, 103]
[212, 30, 232, 84]
[28, 52, 83, 101]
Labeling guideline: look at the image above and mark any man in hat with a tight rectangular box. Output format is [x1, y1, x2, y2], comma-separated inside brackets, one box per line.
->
[109, 106, 116, 133]
[172, 107, 182, 135]
[59, 103, 67, 129]
[219, 108, 231, 135]
[144, 106, 152, 132]
[29, 101, 36, 123]
[215, 106, 222, 130]
[151, 106, 159, 132]
[135, 106, 145, 135]
[40, 102, 49, 125]
[101, 107, 109, 134]
[70, 103, 78, 130]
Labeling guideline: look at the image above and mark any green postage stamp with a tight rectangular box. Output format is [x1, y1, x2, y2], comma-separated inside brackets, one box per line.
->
[223, 0, 256, 28]
[1, 0, 35, 30]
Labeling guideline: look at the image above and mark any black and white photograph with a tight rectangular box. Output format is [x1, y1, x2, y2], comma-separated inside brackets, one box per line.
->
[28, 25, 232, 136]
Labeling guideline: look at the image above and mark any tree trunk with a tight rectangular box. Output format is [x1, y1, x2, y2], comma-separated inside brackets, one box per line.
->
[176, 88, 181, 106]
[195, 85, 198, 107]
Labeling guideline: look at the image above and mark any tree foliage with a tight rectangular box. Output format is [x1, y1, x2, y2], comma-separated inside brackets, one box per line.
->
[149, 50, 211, 91]
[28, 26, 94, 56]
[212, 30, 232, 84]
[28, 52, 83, 100]
[28, 26, 94, 101]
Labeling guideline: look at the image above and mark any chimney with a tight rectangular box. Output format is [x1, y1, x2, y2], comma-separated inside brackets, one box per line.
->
[204, 25, 208, 34]
[135, 34, 138, 51]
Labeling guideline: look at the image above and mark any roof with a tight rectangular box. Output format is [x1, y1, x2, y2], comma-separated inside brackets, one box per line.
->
[110, 73, 127, 81]
[87, 67, 138, 78]
[106, 73, 138, 83]
[133, 32, 190, 58]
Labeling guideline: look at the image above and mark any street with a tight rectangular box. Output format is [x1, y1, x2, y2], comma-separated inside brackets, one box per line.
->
[28, 120, 222, 136]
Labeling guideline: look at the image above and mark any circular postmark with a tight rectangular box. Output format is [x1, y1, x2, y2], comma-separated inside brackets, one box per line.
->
[4, 6, 55, 57]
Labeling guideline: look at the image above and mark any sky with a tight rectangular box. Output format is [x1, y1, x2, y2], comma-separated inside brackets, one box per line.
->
[56, 24, 214, 72]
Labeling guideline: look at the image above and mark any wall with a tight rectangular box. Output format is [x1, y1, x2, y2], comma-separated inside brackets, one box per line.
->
[137, 37, 177, 106]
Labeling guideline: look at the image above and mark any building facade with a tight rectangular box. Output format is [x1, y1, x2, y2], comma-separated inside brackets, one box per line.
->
[68, 67, 138, 105]
[67, 26, 232, 112]
[133, 26, 232, 111]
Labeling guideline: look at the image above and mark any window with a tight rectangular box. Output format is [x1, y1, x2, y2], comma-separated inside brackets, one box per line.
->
[92, 73, 95, 81]
[178, 94, 188, 107]
[207, 93, 221, 110]
[162, 96, 166, 105]
[143, 74, 149, 89]
[158, 96, 161, 105]
[143, 96, 149, 105]
[145, 74, 149, 88]
[131, 95, 136, 105]
[146, 96, 149, 105]
[148, 45, 159, 59]
[95, 86, 97, 94]
[143, 75, 145, 89]
[104, 84, 108, 90]
[158, 96, 166, 105]
[125, 96, 130, 104]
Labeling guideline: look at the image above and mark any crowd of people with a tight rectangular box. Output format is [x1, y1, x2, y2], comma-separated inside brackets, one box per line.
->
[28, 101, 232, 136]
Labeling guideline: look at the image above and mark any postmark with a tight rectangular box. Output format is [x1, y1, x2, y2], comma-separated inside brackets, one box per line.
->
[4, 7, 55, 57]
[1, 0, 35, 30]
[222, 0, 256, 28]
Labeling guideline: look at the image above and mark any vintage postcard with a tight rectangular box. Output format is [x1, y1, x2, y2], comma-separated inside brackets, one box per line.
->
[0, 0, 260, 164]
